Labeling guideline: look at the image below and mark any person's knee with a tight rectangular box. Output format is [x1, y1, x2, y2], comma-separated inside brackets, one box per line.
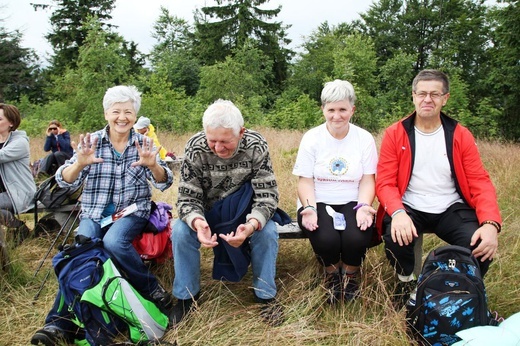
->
[101, 235, 127, 255]
[172, 220, 196, 245]
[253, 221, 278, 248]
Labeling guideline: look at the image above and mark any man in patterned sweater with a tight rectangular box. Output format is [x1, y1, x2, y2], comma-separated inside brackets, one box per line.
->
[171, 99, 282, 326]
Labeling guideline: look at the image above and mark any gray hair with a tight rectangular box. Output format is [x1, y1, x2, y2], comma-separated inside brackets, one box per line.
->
[412, 69, 450, 94]
[103, 85, 141, 113]
[321, 79, 357, 106]
[202, 99, 244, 135]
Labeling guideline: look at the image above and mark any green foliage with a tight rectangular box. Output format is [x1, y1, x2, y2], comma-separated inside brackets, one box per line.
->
[332, 34, 378, 94]
[194, 0, 291, 89]
[20, 99, 75, 137]
[44, 0, 116, 73]
[0, 28, 40, 102]
[140, 73, 203, 134]
[197, 43, 272, 108]
[288, 23, 347, 102]
[376, 52, 416, 125]
[151, 7, 194, 53]
[488, 0, 520, 140]
[150, 7, 200, 96]
[266, 92, 321, 130]
[358, 0, 404, 69]
[5, 0, 520, 141]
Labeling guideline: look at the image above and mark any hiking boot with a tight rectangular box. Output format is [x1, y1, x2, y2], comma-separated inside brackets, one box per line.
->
[150, 285, 174, 314]
[30, 325, 68, 346]
[254, 295, 284, 327]
[343, 273, 360, 301]
[169, 293, 199, 326]
[325, 272, 343, 305]
[393, 279, 417, 309]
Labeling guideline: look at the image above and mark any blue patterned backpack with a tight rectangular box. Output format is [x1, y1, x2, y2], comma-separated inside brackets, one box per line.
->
[406, 245, 496, 345]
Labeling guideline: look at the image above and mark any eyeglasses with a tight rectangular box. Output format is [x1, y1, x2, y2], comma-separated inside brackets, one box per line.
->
[414, 91, 446, 100]
[48, 127, 58, 130]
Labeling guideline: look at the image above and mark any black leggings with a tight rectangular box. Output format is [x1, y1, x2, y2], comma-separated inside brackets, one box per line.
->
[298, 202, 373, 267]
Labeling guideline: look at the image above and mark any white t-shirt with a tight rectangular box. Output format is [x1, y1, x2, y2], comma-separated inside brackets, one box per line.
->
[292, 123, 378, 205]
[402, 126, 463, 213]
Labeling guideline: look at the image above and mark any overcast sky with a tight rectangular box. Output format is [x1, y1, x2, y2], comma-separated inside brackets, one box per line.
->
[1, 0, 373, 63]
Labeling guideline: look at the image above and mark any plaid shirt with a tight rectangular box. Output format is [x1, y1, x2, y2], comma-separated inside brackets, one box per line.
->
[56, 126, 173, 222]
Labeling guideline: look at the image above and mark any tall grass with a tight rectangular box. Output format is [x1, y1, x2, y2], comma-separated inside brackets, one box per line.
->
[1, 129, 519, 346]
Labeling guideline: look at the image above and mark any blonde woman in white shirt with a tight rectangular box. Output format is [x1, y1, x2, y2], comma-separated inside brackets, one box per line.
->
[292, 80, 378, 304]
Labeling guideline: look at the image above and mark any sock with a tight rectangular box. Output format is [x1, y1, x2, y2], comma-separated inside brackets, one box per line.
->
[398, 273, 416, 282]
[342, 269, 360, 276]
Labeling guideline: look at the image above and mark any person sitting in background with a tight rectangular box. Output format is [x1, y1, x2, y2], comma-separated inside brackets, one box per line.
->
[292, 80, 378, 304]
[376, 69, 501, 307]
[39, 120, 74, 176]
[0, 103, 36, 244]
[30, 85, 174, 346]
[134, 116, 169, 160]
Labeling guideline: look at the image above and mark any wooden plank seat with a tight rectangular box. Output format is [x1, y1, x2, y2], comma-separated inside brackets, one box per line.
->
[274, 221, 424, 276]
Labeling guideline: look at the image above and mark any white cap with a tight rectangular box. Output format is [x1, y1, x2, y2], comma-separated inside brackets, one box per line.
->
[134, 116, 150, 130]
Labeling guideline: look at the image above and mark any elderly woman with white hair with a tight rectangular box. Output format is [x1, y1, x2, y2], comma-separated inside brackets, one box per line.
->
[31, 85, 174, 346]
[292, 79, 378, 305]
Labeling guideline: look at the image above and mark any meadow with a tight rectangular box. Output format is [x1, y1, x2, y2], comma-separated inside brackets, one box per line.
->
[1, 128, 519, 346]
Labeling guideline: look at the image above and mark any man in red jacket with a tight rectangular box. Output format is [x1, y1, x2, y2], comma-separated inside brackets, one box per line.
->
[376, 69, 501, 306]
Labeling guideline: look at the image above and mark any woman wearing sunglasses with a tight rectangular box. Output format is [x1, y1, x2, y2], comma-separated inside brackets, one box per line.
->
[39, 120, 73, 176]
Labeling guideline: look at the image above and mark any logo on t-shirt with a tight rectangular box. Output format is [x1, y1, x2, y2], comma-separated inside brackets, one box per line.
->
[329, 157, 348, 175]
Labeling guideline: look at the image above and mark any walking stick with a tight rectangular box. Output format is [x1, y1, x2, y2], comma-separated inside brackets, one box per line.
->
[32, 201, 80, 279]
[33, 202, 81, 300]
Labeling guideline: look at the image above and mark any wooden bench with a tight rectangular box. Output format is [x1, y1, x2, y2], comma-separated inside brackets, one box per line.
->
[275, 221, 423, 276]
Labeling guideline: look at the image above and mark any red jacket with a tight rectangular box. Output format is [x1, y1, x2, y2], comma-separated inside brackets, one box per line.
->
[375, 112, 502, 240]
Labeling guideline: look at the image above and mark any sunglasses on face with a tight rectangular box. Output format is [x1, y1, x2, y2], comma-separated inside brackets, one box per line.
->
[49, 127, 58, 130]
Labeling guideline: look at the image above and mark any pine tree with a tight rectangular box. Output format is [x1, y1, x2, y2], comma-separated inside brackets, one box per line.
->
[194, 0, 293, 91]
[33, 0, 116, 73]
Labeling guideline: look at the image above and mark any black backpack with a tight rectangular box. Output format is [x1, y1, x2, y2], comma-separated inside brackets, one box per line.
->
[407, 245, 495, 345]
[33, 175, 83, 209]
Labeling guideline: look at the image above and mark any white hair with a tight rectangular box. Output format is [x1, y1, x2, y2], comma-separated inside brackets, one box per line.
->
[202, 99, 244, 135]
[103, 85, 141, 113]
[321, 79, 356, 106]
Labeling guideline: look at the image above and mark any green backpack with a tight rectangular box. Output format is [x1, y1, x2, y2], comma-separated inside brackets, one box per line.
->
[81, 258, 169, 344]
[52, 237, 169, 345]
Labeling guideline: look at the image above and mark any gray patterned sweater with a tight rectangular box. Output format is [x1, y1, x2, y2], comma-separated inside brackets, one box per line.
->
[177, 129, 279, 230]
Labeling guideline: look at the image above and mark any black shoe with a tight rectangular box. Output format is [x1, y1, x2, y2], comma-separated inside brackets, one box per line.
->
[343, 273, 360, 301]
[30, 325, 67, 346]
[325, 272, 343, 305]
[169, 293, 199, 326]
[393, 279, 417, 309]
[254, 295, 284, 326]
[150, 285, 174, 315]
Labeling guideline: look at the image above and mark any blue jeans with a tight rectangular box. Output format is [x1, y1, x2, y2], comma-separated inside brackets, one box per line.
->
[44, 215, 156, 330]
[172, 219, 279, 300]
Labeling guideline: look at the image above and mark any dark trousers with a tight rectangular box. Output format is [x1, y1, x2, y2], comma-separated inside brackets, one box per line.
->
[40, 151, 72, 176]
[383, 202, 491, 277]
[298, 201, 373, 267]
